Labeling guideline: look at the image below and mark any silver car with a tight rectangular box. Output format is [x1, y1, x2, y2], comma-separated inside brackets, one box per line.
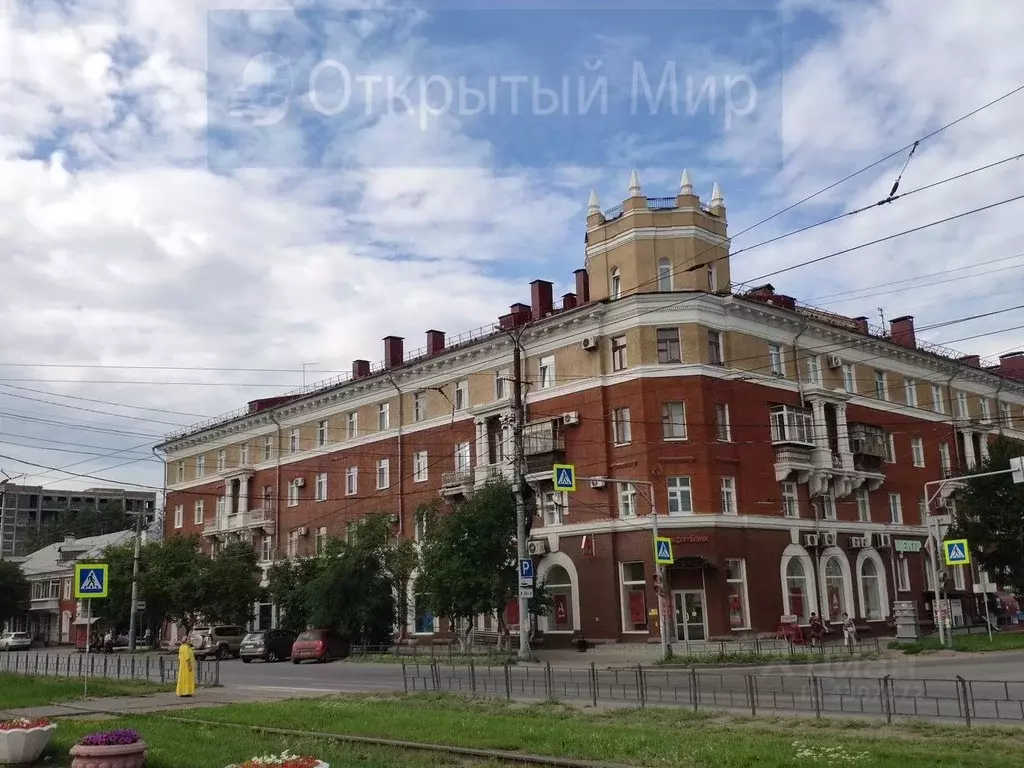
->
[0, 631, 31, 651]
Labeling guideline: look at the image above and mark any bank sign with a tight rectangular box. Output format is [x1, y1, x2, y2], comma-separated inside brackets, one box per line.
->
[894, 539, 923, 553]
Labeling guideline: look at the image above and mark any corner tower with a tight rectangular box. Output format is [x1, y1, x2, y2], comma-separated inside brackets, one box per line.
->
[584, 170, 731, 302]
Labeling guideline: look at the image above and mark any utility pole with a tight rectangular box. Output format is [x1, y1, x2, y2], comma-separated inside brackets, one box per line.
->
[127, 502, 145, 653]
[510, 329, 531, 661]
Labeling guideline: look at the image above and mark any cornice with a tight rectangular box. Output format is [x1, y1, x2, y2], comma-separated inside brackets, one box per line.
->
[584, 225, 730, 260]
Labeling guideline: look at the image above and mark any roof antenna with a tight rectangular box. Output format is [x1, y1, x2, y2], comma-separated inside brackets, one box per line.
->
[878, 307, 886, 331]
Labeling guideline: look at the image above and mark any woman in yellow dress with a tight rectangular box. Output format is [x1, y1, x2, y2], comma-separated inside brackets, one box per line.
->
[176, 639, 196, 697]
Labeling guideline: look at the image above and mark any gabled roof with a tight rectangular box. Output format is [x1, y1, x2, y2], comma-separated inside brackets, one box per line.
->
[19, 531, 137, 578]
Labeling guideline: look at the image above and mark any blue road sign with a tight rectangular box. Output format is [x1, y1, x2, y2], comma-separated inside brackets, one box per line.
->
[943, 539, 970, 566]
[74, 563, 108, 599]
[519, 558, 535, 582]
[552, 464, 576, 492]
[654, 537, 674, 565]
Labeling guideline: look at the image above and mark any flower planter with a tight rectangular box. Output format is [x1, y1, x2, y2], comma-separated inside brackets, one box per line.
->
[69, 740, 148, 768]
[0, 723, 55, 765]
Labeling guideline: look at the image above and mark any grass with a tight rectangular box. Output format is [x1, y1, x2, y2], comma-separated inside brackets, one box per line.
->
[888, 631, 1024, 655]
[0, 673, 171, 709]
[134, 693, 1024, 767]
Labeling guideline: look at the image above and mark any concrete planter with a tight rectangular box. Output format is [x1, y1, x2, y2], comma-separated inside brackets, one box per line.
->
[69, 740, 148, 768]
[0, 724, 55, 765]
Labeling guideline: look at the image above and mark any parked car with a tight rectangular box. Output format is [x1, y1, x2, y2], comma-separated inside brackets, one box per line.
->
[240, 629, 296, 663]
[0, 631, 31, 651]
[290, 629, 349, 664]
[188, 625, 246, 660]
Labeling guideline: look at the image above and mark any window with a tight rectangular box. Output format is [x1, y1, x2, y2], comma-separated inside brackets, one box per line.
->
[769, 405, 813, 443]
[657, 328, 681, 363]
[888, 492, 903, 524]
[918, 495, 927, 522]
[239, 443, 250, 465]
[538, 356, 555, 389]
[611, 335, 628, 371]
[980, 398, 991, 421]
[287, 482, 299, 507]
[263, 435, 274, 461]
[611, 407, 631, 445]
[859, 558, 883, 620]
[904, 379, 918, 407]
[884, 433, 896, 463]
[610, 267, 621, 299]
[287, 530, 299, 557]
[617, 483, 637, 517]
[911, 436, 925, 467]
[414, 508, 429, 541]
[856, 489, 870, 522]
[374, 459, 390, 490]
[455, 380, 469, 410]
[193, 500, 204, 525]
[176, 461, 185, 483]
[806, 355, 822, 386]
[931, 384, 945, 414]
[413, 391, 426, 422]
[715, 403, 731, 441]
[196, 455, 206, 478]
[896, 556, 910, 592]
[413, 451, 428, 482]
[939, 442, 951, 472]
[822, 557, 848, 623]
[216, 497, 226, 516]
[1000, 402, 1013, 429]
[217, 449, 226, 471]
[542, 565, 574, 631]
[620, 562, 647, 632]
[666, 476, 693, 516]
[821, 490, 836, 520]
[495, 370, 508, 400]
[707, 330, 723, 365]
[707, 263, 717, 292]
[768, 344, 784, 375]
[289, 429, 300, 454]
[346, 411, 358, 439]
[315, 527, 327, 555]
[657, 258, 672, 291]
[661, 402, 687, 440]
[315, 472, 327, 501]
[785, 558, 809, 623]
[378, 403, 390, 430]
[781, 482, 798, 517]
[317, 420, 328, 447]
[842, 364, 855, 393]
[874, 370, 887, 400]
[454, 442, 471, 471]
[720, 477, 737, 514]
[726, 559, 750, 629]
[955, 391, 969, 419]
[924, 555, 936, 591]
[953, 564, 966, 590]
[345, 467, 358, 496]
[541, 491, 566, 526]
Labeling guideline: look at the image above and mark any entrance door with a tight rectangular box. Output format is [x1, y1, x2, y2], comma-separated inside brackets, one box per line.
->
[673, 590, 708, 642]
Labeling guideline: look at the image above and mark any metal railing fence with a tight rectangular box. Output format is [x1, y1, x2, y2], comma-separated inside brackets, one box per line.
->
[0, 651, 220, 687]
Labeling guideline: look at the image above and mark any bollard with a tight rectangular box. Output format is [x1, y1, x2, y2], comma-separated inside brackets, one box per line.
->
[589, 661, 597, 707]
[637, 664, 646, 709]
[957, 675, 972, 728]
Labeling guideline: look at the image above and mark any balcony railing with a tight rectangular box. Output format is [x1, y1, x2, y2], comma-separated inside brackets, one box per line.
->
[524, 435, 566, 455]
[203, 505, 275, 535]
[29, 597, 59, 612]
[475, 463, 512, 486]
[440, 469, 473, 494]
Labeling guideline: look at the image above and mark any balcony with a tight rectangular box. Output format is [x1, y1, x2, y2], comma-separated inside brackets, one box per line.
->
[475, 462, 513, 487]
[203, 505, 275, 536]
[773, 444, 815, 483]
[440, 469, 473, 498]
[29, 597, 59, 612]
[524, 434, 566, 476]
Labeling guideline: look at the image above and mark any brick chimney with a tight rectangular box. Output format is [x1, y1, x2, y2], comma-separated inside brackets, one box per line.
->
[426, 330, 445, 355]
[852, 316, 869, 334]
[999, 352, 1024, 380]
[574, 269, 590, 303]
[957, 355, 980, 367]
[561, 292, 578, 310]
[352, 359, 371, 379]
[889, 316, 916, 348]
[383, 336, 404, 368]
[530, 280, 554, 320]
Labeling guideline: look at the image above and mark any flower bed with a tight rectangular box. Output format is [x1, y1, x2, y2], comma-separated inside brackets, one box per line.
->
[78, 729, 141, 747]
[226, 750, 328, 768]
[70, 728, 147, 768]
[0, 718, 56, 765]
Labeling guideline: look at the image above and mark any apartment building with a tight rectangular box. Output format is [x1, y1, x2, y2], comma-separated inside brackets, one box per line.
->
[157, 172, 1024, 643]
[0, 484, 156, 557]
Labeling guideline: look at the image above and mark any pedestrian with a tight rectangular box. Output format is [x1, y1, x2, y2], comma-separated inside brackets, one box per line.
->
[842, 612, 858, 647]
[176, 639, 196, 697]
[809, 612, 824, 648]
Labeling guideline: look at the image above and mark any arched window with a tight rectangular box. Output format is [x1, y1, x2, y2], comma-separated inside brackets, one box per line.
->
[785, 558, 809, 623]
[542, 565, 574, 632]
[657, 258, 672, 291]
[413, 590, 434, 634]
[860, 559, 883, 620]
[823, 557, 847, 622]
[610, 268, 621, 299]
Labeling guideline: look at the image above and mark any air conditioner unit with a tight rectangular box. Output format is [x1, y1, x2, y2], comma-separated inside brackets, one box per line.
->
[827, 355, 843, 369]
[527, 540, 548, 556]
[804, 534, 819, 547]
[562, 412, 580, 426]
[293, 478, 306, 488]
[821, 531, 838, 547]
[581, 336, 599, 351]
[875, 533, 892, 548]
[589, 479, 607, 490]
[849, 536, 868, 548]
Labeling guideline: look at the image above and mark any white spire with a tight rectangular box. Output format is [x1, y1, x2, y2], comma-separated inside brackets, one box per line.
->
[680, 169, 693, 195]
[587, 189, 600, 215]
[628, 169, 642, 197]
[711, 181, 724, 207]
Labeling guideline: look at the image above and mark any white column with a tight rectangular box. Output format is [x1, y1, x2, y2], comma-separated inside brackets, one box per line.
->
[961, 429, 976, 469]
[223, 480, 232, 520]
[835, 403, 853, 470]
[474, 420, 487, 467]
[239, 476, 250, 514]
[979, 433, 990, 463]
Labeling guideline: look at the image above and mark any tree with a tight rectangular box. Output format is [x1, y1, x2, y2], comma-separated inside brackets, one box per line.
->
[199, 540, 262, 626]
[0, 559, 29, 627]
[950, 435, 1024, 592]
[266, 556, 320, 634]
[417, 481, 550, 651]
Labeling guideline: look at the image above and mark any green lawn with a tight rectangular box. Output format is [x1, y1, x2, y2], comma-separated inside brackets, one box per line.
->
[119, 694, 1024, 768]
[0, 673, 171, 709]
[889, 631, 1024, 655]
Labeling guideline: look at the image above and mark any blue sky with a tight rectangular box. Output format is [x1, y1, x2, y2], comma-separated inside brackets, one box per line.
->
[2, 0, 1024, 497]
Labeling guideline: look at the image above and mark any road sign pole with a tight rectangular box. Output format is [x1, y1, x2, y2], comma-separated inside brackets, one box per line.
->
[645, 490, 672, 660]
[84, 598, 91, 697]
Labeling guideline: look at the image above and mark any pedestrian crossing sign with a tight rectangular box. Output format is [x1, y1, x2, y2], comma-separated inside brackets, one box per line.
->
[74, 563, 108, 599]
[943, 539, 970, 567]
[654, 536, 674, 565]
[552, 464, 576, 492]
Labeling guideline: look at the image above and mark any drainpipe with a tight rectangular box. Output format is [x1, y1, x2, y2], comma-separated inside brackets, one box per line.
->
[993, 379, 1005, 437]
[792, 320, 811, 408]
[388, 374, 405, 537]
[944, 371, 960, 469]
[269, 413, 283, 559]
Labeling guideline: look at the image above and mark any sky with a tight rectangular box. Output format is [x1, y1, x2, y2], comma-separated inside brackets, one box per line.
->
[2, 0, 1024, 502]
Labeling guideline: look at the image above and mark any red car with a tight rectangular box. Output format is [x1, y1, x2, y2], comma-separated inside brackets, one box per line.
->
[290, 629, 350, 663]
